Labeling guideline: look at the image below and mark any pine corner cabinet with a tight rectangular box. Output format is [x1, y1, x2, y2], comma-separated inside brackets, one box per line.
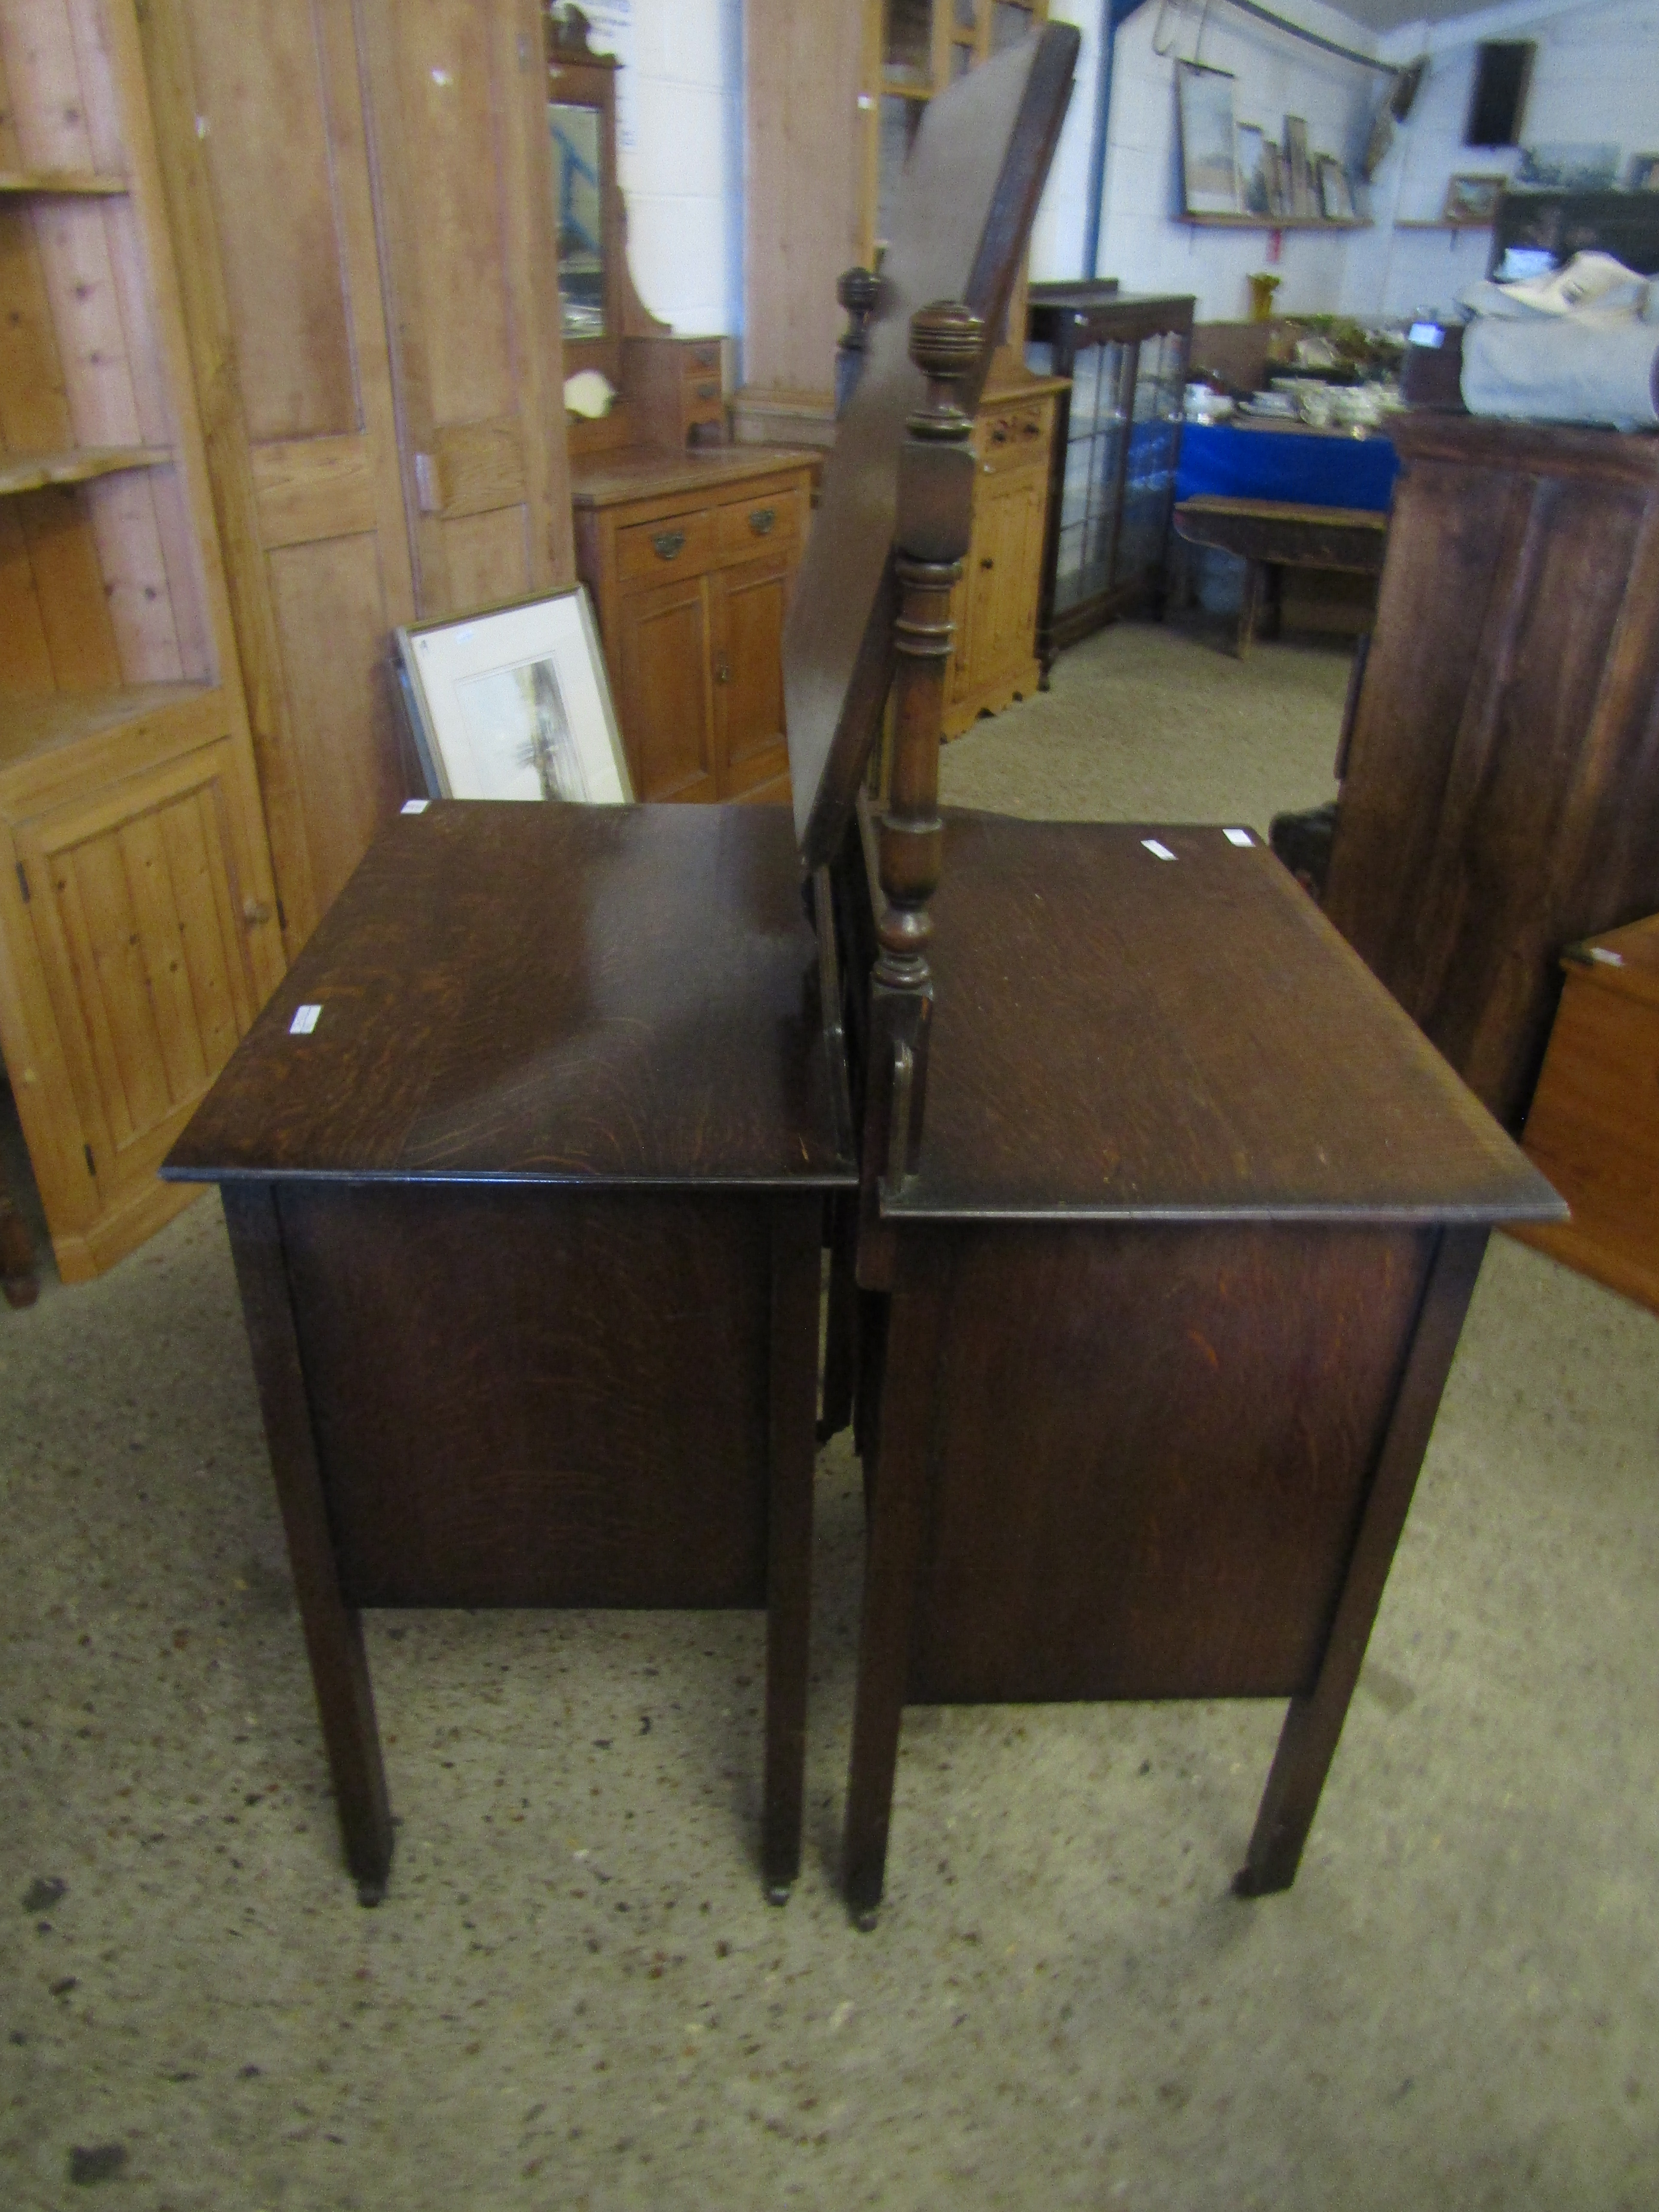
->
[945, 372, 1066, 738]
[0, 0, 285, 1284]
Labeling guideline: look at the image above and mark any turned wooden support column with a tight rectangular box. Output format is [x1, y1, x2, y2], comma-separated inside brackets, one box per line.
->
[834, 266, 882, 418]
[877, 300, 980, 998]
[857, 301, 981, 1289]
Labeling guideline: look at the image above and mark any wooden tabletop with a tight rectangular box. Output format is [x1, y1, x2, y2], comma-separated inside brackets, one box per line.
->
[569, 444, 820, 508]
[890, 813, 1563, 1224]
[166, 803, 851, 1188]
[1564, 910, 1659, 1009]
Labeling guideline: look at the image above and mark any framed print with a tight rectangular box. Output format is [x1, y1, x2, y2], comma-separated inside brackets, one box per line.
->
[1236, 123, 1270, 216]
[1177, 62, 1239, 215]
[1627, 152, 1659, 190]
[396, 589, 632, 804]
[1318, 157, 1356, 220]
[1442, 172, 1506, 224]
[1261, 141, 1287, 219]
[1284, 115, 1315, 218]
[1516, 143, 1619, 190]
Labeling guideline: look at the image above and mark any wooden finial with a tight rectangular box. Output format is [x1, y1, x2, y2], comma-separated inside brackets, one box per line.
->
[834, 267, 882, 417]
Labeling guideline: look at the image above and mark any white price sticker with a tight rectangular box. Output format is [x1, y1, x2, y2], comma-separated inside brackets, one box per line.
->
[289, 1003, 322, 1036]
[1141, 839, 1177, 862]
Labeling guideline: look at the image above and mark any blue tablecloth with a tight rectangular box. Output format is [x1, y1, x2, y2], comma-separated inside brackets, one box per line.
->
[1176, 422, 1398, 511]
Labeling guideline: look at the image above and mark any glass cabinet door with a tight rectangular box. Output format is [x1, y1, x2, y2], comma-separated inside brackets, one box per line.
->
[1115, 329, 1188, 588]
[1052, 333, 1130, 617]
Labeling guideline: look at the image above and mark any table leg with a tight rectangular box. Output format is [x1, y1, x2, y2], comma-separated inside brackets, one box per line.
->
[221, 1182, 394, 1905]
[818, 1192, 858, 1445]
[1235, 1228, 1488, 1897]
[0, 1172, 38, 1308]
[1237, 560, 1264, 659]
[763, 1198, 820, 1902]
[843, 1250, 947, 1927]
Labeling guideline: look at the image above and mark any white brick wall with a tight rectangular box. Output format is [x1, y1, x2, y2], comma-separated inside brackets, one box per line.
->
[1095, 0, 1381, 320]
[609, 0, 742, 340]
[587, 0, 1659, 344]
[1349, 0, 1659, 321]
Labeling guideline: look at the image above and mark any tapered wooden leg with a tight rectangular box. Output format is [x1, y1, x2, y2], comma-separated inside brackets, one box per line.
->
[221, 1183, 394, 1905]
[1237, 559, 1263, 659]
[1236, 1228, 1488, 1898]
[818, 1193, 858, 1445]
[0, 1181, 38, 1308]
[843, 1252, 947, 1926]
[763, 1198, 820, 1902]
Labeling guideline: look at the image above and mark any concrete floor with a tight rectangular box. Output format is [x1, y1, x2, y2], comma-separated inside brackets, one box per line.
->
[4, 622, 1657, 2210]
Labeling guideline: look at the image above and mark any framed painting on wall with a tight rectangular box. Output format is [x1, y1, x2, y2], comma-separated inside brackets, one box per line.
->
[1178, 62, 1240, 215]
[1284, 115, 1316, 218]
[396, 590, 632, 803]
[1318, 157, 1356, 221]
[1236, 123, 1270, 216]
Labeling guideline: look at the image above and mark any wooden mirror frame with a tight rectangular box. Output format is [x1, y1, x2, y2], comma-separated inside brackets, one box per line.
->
[545, 5, 668, 453]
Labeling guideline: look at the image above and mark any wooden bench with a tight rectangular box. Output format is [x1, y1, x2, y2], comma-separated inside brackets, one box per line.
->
[1172, 495, 1389, 657]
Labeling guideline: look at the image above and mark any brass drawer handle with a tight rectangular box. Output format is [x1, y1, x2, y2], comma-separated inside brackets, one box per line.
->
[748, 507, 776, 535]
[652, 530, 687, 561]
[693, 381, 719, 401]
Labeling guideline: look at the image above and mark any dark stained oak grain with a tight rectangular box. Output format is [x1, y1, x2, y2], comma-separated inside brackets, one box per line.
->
[175, 802, 846, 1902]
[165, 802, 851, 1189]
[277, 1185, 778, 1610]
[908, 1221, 1434, 1704]
[838, 815, 1560, 1921]
[221, 1183, 393, 1905]
[1323, 413, 1659, 1128]
[893, 813, 1562, 1222]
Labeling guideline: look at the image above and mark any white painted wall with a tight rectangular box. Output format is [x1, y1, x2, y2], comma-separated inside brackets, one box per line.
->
[1096, 0, 1382, 319]
[608, 0, 744, 340]
[591, 0, 1659, 345]
[1346, 0, 1659, 320]
[1030, 0, 1105, 281]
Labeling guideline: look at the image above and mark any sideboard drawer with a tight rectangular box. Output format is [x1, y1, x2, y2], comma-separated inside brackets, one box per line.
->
[616, 506, 716, 585]
[975, 398, 1050, 476]
[716, 488, 800, 563]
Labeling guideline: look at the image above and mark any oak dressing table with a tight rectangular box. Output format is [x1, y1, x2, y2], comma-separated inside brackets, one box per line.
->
[780, 43, 1562, 1923]
[158, 30, 1080, 1907]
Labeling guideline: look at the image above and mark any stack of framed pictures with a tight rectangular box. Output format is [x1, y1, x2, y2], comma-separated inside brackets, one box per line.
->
[395, 589, 632, 805]
[1176, 62, 1359, 225]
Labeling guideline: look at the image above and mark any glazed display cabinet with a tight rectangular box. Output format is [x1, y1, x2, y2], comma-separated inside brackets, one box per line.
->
[1025, 283, 1194, 678]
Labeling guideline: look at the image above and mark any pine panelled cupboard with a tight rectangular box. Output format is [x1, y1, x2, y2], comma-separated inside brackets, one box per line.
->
[0, 0, 284, 1287]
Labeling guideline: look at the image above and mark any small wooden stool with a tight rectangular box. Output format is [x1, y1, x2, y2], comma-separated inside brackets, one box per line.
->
[1512, 914, 1659, 1314]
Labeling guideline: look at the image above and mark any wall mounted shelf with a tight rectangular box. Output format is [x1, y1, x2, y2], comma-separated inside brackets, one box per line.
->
[1395, 218, 1493, 232]
[0, 447, 171, 497]
[1178, 214, 1373, 231]
[0, 168, 128, 194]
[0, 683, 214, 773]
